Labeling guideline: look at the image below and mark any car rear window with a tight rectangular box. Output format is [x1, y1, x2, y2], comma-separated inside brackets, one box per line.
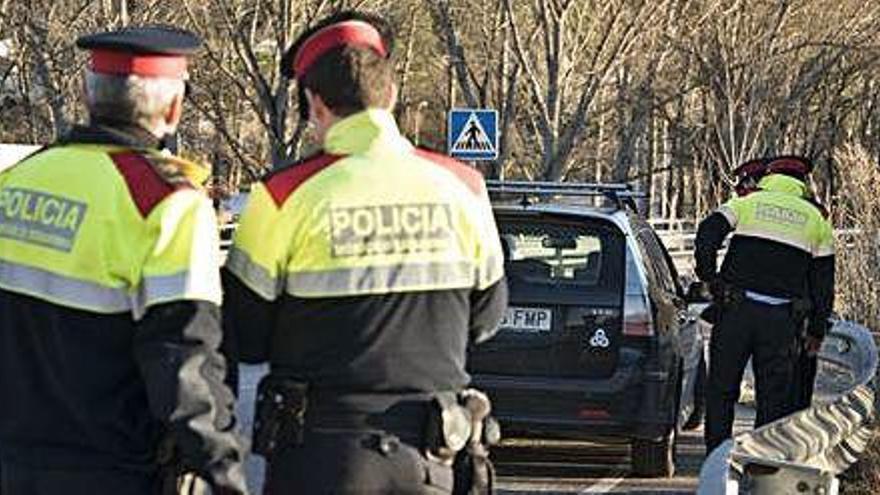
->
[498, 216, 625, 297]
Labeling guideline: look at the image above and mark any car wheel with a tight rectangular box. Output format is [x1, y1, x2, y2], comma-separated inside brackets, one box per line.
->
[631, 427, 677, 478]
[633, 366, 681, 478]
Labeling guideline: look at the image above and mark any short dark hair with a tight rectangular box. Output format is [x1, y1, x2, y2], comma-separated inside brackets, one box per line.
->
[284, 11, 395, 120]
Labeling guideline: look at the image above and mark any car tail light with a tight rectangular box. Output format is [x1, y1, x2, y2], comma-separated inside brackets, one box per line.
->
[578, 408, 611, 420]
[623, 293, 654, 337]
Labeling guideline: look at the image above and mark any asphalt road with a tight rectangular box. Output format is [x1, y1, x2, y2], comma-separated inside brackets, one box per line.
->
[236, 365, 757, 494]
[492, 411, 752, 494]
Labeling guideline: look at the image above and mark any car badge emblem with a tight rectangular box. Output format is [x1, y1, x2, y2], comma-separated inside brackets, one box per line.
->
[589, 328, 610, 348]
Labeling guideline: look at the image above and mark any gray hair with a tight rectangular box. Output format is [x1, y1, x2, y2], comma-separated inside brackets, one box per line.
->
[84, 70, 185, 135]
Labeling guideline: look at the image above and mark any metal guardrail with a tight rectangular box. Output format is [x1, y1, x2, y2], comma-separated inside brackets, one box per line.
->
[697, 319, 878, 494]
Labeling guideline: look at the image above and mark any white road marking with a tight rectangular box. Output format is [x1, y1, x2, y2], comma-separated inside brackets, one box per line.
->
[579, 476, 625, 494]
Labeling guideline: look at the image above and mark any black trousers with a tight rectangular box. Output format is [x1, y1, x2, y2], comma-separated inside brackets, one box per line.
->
[704, 300, 799, 454]
[791, 351, 818, 411]
[0, 461, 156, 495]
[264, 430, 453, 495]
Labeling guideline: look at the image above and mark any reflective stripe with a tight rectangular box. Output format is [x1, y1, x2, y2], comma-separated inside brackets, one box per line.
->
[225, 246, 282, 301]
[0, 259, 131, 313]
[286, 261, 476, 297]
[733, 226, 812, 254]
[0, 260, 220, 319]
[718, 204, 738, 228]
[135, 271, 221, 319]
[815, 245, 835, 258]
[476, 253, 504, 290]
[744, 290, 791, 305]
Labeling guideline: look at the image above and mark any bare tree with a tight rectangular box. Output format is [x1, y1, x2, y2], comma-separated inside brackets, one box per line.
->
[427, 0, 519, 178]
[502, 0, 667, 181]
[2, 0, 880, 219]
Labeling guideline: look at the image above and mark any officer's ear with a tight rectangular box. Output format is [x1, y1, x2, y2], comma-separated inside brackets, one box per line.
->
[164, 89, 185, 129]
[305, 89, 333, 125]
[386, 83, 398, 111]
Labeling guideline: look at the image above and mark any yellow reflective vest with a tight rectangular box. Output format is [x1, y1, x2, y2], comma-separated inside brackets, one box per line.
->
[695, 172, 836, 336]
[0, 142, 221, 318]
[227, 109, 504, 301]
[718, 174, 835, 259]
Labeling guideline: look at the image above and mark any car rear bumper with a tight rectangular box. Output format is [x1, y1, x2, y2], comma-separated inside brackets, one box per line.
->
[472, 349, 678, 442]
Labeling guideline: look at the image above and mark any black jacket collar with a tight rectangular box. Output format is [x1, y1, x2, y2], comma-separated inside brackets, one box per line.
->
[61, 120, 162, 150]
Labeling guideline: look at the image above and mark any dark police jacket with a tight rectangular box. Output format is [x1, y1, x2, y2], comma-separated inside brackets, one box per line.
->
[0, 123, 246, 492]
[223, 110, 507, 412]
[695, 174, 835, 337]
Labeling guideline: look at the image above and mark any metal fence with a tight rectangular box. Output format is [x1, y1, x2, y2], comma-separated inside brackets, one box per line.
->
[697, 319, 878, 494]
[654, 227, 868, 278]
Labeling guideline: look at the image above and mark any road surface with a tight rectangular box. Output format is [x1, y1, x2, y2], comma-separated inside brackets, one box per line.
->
[494, 408, 755, 494]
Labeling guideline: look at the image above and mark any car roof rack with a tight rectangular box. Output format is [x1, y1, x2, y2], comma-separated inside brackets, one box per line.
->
[485, 180, 645, 212]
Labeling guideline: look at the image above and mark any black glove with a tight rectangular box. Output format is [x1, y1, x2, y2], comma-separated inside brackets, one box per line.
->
[709, 278, 743, 307]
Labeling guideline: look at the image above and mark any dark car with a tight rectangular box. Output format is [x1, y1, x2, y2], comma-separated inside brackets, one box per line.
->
[469, 181, 705, 477]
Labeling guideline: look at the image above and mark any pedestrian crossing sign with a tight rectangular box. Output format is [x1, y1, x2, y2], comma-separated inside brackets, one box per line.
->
[447, 108, 498, 161]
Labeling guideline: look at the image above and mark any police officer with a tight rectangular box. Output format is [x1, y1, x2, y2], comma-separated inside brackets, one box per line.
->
[223, 11, 507, 494]
[0, 27, 247, 494]
[695, 156, 835, 454]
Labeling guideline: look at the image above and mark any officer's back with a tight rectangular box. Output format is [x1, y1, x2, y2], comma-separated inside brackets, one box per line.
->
[697, 160, 834, 301]
[0, 26, 246, 494]
[224, 11, 507, 494]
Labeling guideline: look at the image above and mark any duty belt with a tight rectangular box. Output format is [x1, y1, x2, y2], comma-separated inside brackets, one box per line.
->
[307, 399, 432, 445]
[251, 376, 496, 460]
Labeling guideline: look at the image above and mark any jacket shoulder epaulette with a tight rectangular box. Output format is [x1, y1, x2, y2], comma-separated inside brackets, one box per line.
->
[262, 152, 343, 207]
[413, 147, 485, 196]
[109, 150, 196, 217]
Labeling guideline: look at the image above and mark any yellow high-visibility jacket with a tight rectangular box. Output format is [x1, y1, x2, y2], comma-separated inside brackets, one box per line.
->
[695, 173, 835, 337]
[224, 109, 507, 403]
[0, 124, 245, 491]
[0, 139, 220, 315]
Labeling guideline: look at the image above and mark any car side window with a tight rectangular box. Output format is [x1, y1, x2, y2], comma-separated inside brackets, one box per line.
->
[650, 230, 685, 297]
[633, 229, 661, 291]
[636, 229, 677, 295]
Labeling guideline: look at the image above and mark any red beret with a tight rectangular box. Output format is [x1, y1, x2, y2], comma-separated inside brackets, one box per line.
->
[292, 20, 387, 79]
[766, 156, 813, 177]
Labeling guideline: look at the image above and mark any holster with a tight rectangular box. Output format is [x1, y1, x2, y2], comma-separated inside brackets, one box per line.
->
[155, 437, 212, 495]
[424, 389, 500, 495]
[163, 474, 212, 495]
[424, 392, 472, 463]
[252, 376, 309, 458]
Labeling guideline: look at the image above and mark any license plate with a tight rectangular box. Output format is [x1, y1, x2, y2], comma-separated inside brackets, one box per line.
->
[500, 306, 552, 332]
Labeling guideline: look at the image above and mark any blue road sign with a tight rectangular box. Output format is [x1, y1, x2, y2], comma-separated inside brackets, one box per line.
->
[447, 108, 498, 161]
